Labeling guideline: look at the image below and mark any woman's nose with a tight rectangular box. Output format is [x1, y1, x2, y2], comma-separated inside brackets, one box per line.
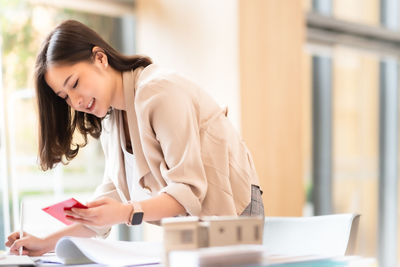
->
[69, 92, 83, 109]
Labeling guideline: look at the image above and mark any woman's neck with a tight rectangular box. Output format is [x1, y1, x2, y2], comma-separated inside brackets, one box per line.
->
[110, 69, 125, 110]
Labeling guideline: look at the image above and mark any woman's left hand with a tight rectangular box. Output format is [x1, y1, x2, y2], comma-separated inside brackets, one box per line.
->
[64, 197, 131, 227]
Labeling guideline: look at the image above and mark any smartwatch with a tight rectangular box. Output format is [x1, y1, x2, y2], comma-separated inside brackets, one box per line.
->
[126, 201, 144, 226]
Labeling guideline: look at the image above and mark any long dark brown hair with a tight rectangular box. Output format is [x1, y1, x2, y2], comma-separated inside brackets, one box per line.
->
[35, 20, 152, 170]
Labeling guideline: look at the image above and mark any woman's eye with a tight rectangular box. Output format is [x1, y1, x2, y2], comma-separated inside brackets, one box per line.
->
[73, 79, 79, 88]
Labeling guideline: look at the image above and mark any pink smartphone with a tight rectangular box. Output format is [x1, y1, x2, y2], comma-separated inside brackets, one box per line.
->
[42, 198, 88, 225]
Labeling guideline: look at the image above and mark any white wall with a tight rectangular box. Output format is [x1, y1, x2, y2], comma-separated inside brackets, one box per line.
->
[135, 0, 240, 130]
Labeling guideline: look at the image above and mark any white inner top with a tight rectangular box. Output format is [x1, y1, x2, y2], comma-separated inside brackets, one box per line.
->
[119, 117, 151, 202]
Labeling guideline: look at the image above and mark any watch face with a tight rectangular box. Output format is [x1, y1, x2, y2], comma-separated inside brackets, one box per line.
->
[131, 212, 144, 225]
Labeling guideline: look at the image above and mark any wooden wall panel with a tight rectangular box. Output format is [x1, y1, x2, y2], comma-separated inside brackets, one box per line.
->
[239, 0, 305, 216]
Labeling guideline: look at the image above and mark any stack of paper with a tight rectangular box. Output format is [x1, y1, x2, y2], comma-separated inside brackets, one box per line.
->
[55, 236, 162, 266]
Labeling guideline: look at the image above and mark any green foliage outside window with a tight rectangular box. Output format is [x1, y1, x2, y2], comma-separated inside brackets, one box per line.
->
[0, 0, 122, 249]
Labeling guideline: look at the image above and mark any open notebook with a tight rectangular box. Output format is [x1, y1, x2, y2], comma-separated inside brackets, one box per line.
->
[55, 236, 162, 265]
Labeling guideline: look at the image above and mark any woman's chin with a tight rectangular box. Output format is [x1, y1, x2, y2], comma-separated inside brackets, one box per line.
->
[87, 106, 110, 118]
[96, 109, 109, 118]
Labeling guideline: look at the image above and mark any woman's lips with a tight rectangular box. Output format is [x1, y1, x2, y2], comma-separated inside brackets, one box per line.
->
[87, 98, 95, 111]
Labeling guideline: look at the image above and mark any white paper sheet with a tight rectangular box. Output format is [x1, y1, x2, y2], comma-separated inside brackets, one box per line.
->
[0, 255, 35, 266]
[55, 236, 162, 266]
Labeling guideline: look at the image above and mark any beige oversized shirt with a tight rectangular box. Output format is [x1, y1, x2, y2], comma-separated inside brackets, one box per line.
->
[89, 64, 260, 237]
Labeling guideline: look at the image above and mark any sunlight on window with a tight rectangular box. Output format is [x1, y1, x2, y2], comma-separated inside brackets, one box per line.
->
[0, 0, 127, 245]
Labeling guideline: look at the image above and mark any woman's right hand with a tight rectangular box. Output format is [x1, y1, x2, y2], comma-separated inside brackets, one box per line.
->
[5, 231, 52, 256]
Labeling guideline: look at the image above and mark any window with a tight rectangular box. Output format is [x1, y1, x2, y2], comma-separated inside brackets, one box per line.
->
[305, 1, 400, 266]
[180, 230, 194, 244]
[254, 225, 260, 241]
[333, 0, 380, 26]
[0, 0, 136, 248]
[236, 226, 242, 242]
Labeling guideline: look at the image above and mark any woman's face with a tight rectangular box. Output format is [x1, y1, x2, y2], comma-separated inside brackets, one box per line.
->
[45, 58, 114, 118]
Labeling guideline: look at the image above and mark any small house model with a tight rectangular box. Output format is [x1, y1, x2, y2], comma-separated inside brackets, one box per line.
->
[162, 216, 264, 263]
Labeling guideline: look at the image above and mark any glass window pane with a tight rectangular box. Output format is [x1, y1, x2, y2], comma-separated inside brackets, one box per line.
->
[333, 0, 380, 27]
[332, 46, 379, 257]
[302, 48, 312, 216]
[0, 52, 6, 249]
[303, 0, 312, 12]
[304, 44, 381, 258]
[1, 0, 126, 239]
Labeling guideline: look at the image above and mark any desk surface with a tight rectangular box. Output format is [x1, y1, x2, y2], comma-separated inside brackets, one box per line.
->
[31, 251, 376, 267]
[36, 263, 161, 267]
[34, 257, 376, 267]
[32, 253, 162, 267]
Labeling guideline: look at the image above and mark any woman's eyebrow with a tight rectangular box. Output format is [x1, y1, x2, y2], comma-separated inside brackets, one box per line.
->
[63, 74, 73, 87]
[55, 74, 72, 96]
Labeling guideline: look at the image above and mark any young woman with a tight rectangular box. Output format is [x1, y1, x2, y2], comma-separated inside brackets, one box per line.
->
[6, 20, 264, 256]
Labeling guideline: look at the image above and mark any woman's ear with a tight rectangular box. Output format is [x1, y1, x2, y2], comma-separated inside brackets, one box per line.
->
[92, 46, 108, 69]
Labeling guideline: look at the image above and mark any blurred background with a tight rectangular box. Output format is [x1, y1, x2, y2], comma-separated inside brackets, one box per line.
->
[0, 0, 400, 266]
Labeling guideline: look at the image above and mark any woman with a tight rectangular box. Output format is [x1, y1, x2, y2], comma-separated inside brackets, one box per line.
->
[6, 20, 264, 256]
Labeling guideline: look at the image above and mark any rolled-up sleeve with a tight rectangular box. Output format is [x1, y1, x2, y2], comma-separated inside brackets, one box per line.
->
[136, 79, 207, 216]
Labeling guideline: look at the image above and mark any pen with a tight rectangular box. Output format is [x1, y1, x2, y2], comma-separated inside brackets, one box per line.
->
[19, 201, 23, 256]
